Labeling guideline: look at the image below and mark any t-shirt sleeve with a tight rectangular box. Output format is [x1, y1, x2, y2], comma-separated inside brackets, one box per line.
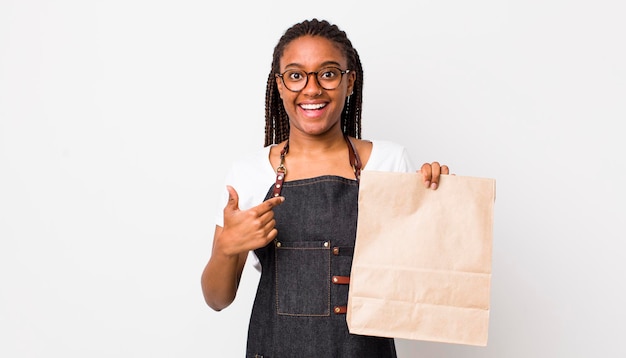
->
[212, 163, 264, 272]
[365, 140, 416, 173]
[214, 167, 233, 228]
[214, 146, 276, 228]
[396, 146, 416, 173]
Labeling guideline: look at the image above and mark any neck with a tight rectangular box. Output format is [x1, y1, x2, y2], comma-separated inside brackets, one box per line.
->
[286, 130, 347, 155]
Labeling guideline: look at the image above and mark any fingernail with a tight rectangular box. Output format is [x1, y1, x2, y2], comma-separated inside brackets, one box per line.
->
[430, 182, 438, 190]
[424, 180, 431, 188]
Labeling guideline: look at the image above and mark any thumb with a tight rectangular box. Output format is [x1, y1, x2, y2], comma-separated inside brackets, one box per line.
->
[225, 185, 240, 212]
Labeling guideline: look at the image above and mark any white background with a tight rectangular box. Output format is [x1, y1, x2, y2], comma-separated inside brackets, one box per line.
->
[1, 1, 625, 357]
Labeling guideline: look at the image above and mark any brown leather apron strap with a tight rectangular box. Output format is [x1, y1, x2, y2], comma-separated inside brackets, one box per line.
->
[272, 141, 289, 197]
[344, 135, 362, 181]
[333, 305, 347, 314]
[332, 275, 350, 285]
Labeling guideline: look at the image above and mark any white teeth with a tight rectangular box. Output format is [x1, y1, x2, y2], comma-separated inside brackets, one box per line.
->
[300, 103, 326, 110]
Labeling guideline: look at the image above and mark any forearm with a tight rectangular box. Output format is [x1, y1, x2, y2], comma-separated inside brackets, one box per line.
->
[201, 226, 247, 311]
[202, 191, 281, 311]
[201, 250, 244, 311]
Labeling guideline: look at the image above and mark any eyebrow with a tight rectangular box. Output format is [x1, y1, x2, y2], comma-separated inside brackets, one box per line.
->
[282, 60, 344, 70]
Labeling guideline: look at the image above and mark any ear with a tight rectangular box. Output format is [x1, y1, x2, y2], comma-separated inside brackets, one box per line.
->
[346, 70, 356, 97]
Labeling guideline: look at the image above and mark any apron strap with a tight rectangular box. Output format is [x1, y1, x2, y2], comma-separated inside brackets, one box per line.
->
[344, 135, 362, 181]
[272, 142, 288, 197]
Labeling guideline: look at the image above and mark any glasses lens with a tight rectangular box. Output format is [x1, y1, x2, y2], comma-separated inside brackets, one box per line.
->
[317, 67, 343, 90]
[283, 70, 307, 91]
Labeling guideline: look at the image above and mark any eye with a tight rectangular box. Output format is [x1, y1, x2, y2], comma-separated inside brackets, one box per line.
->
[286, 70, 305, 82]
[319, 68, 339, 80]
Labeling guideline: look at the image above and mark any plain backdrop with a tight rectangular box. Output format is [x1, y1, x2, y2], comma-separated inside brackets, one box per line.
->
[1, 1, 625, 357]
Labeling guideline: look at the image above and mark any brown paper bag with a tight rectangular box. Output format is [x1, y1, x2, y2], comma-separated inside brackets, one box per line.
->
[347, 171, 496, 346]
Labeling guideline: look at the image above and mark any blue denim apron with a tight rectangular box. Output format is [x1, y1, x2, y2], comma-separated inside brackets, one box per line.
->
[246, 141, 397, 357]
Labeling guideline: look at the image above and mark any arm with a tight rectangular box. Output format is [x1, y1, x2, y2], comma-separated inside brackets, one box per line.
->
[201, 225, 248, 311]
[201, 186, 284, 311]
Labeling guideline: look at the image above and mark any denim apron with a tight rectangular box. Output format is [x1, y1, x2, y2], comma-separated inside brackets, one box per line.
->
[246, 140, 397, 357]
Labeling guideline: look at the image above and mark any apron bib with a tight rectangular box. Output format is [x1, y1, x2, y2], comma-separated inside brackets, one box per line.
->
[246, 175, 397, 358]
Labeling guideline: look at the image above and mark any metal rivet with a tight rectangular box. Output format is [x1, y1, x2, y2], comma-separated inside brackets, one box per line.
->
[334, 307, 340, 313]
[276, 242, 281, 247]
[278, 175, 283, 180]
[323, 242, 329, 247]
[275, 184, 281, 188]
[333, 277, 338, 283]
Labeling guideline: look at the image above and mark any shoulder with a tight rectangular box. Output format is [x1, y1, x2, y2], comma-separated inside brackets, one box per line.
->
[228, 145, 274, 175]
[224, 145, 276, 197]
[364, 139, 415, 172]
[371, 139, 407, 154]
[218, 145, 277, 218]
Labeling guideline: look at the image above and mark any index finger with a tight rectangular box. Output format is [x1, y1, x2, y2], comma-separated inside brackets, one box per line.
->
[259, 196, 285, 212]
[420, 163, 433, 187]
[429, 162, 442, 189]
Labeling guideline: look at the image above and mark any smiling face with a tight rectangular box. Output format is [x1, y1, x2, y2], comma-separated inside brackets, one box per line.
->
[276, 35, 356, 139]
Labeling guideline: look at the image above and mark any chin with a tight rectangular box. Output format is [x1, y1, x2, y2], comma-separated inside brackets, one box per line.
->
[300, 124, 337, 136]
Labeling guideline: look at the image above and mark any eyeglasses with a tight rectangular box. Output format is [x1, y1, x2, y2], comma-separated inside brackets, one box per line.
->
[276, 67, 351, 92]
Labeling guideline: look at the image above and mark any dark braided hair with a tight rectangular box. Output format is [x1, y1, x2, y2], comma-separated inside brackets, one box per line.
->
[264, 19, 364, 147]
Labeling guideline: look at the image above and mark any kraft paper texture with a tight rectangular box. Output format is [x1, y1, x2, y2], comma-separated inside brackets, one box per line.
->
[347, 171, 496, 346]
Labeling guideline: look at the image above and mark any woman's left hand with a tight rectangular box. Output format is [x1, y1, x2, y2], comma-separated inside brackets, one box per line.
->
[420, 162, 450, 190]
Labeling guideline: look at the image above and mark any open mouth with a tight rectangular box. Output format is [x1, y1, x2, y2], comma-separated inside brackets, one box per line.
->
[299, 103, 327, 110]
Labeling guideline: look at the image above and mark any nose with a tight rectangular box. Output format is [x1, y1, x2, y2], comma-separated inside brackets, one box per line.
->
[302, 71, 323, 95]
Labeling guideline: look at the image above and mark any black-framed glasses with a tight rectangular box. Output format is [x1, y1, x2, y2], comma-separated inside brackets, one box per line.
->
[276, 67, 351, 92]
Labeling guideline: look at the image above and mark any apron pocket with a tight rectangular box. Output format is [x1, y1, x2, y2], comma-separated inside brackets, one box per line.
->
[275, 240, 331, 316]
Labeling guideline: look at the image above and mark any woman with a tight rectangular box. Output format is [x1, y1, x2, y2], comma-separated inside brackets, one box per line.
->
[201, 18, 449, 357]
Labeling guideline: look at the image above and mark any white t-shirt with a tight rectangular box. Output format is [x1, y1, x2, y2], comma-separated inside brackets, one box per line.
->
[214, 139, 415, 227]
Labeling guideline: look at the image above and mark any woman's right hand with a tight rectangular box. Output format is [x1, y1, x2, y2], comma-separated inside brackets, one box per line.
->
[202, 186, 285, 311]
[215, 185, 285, 257]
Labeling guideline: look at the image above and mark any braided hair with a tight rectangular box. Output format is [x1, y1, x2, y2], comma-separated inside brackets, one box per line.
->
[264, 19, 364, 147]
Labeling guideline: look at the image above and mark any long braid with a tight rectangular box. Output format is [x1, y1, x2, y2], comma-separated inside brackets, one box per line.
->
[264, 19, 364, 147]
[342, 50, 364, 139]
